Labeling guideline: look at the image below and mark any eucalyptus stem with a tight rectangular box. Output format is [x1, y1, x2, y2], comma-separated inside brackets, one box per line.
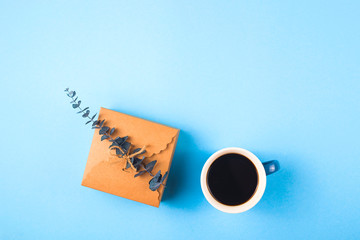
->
[65, 88, 168, 191]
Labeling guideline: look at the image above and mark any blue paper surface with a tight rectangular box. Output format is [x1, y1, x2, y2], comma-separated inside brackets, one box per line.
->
[1, 1, 359, 239]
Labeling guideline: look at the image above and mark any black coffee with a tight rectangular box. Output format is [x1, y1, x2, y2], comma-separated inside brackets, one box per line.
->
[207, 153, 258, 206]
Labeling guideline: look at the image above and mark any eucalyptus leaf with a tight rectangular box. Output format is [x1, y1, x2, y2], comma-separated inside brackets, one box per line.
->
[161, 171, 169, 184]
[153, 170, 162, 182]
[77, 107, 89, 114]
[131, 156, 144, 171]
[149, 182, 161, 191]
[109, 141, 119, 148]
[92, 120, 99, 126]
[90, 113, 97, 121]
[101, 135, 109, 141]
[145, 160, 157, 173]
[68, 91, 76, 97]
[82, 110, 90, 118]
[132, 148, 146, 155]
[134, 170, 146, 178]
[99, 126, 110, 135]
[120, 141, 131, 154]
[133, 148, 141, 153]
[126, 161, 131, 169]
[115, 147, 122, 155]
[85, 120, 92, 125]
[149, 171, 162, 191]
[110, 128, 115, 135]
[114, 136, 128, 146]
[99, 119, 105, 128]
[71, 97, 78, 103]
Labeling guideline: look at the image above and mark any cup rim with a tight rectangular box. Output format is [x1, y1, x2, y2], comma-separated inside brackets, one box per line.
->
[200, 147, 267, 213]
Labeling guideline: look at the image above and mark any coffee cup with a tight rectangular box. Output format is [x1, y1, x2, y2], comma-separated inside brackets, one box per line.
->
[200, 147, 280, 213]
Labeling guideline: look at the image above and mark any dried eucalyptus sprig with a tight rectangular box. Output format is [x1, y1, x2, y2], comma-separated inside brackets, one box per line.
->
[64, 88, 168, 191]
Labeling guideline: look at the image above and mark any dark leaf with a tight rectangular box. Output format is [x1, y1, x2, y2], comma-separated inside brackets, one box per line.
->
[134, 170, 146, 178]
[68, 91, 76, 97]
[126, 161, 131, 169]
[99, 119, 105, 128]
[153, 170, 162, 182]
[115, 148, 122, 155]
[114, 136, 128, 146]
[90, 113, 97, 121]
[130, 157, 138, 169]
[72, 103, 78, 108]
[99, 126, 110, 135]
[149, 181, 161, 191]
[161, 171, 169, 184]
[92, 120, 99, 126]
[131, 148, 146, 156]
[82, 110, 90, 118]
[92, 120, 101, 128]
[145, 160, 157, 173]
[77, 107, 89, 114]
[85, 120, 92, 125]
[131, 156, 144, 171]
[149, 171, 162, 191]
[110, 147, 124, 156]
[120, 141, 131, 155]
[71, 97, 78, 103]
[109, 141, 119, 148]
[132, 148, 141, 153]
[110, 128, 115, 135]
[101, 135, 109, 141]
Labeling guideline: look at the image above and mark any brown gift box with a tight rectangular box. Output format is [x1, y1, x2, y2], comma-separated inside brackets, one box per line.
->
[82, 107, 179, 207]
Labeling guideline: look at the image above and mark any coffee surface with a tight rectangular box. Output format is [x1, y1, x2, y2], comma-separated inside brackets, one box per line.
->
[207, 153, 258, 206]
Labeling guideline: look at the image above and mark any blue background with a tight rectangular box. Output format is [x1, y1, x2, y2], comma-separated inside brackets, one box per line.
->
[1, 1, 359, 239]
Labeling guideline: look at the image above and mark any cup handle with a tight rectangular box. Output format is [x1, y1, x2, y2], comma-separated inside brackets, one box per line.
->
[262, 160, 280, 175]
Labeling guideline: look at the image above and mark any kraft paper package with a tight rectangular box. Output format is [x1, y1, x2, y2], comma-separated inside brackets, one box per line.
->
[82, 108, 179, 207]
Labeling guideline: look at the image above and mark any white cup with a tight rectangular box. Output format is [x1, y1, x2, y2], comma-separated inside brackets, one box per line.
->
[200, 147, 280, 213]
